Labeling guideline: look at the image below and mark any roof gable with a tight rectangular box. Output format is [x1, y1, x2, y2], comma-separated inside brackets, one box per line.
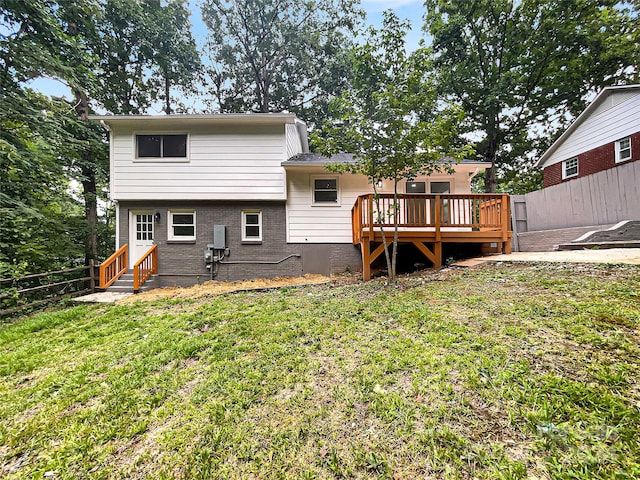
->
[537, 85, 640, 168]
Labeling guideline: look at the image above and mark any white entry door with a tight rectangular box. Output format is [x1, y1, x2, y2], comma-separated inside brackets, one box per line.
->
[129, 211, 154, 268]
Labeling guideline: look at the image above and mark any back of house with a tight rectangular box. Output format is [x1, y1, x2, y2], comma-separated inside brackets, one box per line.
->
[94, 113, 497, 287]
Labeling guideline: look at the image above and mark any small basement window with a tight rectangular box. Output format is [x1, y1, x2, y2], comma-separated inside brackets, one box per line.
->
[562, 157, 578, 179]
[137, 134, 187, 158]
[313, 177, 339, 204]
[168, 210, 196, 241]
[242, 211, 262, 242]
[615, 137, 631, 163]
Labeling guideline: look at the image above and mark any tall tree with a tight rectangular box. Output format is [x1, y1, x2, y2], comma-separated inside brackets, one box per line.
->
[314, 12, 472, 282]
[201, 0, 362, 126]
[424, 0, 638, 192]
[1, 0, 101, 274]
[1, 0, 201, 274]
[92, 0, 200, 115]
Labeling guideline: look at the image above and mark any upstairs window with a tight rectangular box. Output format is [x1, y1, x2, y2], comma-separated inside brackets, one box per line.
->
[313, 177, 339, 204]
[615, 137, 631, 163]
[562, 157, 578, 179]
[242, 211, 262, 242]
[137, 134, 187, 158]
[168, 210, 196, 241]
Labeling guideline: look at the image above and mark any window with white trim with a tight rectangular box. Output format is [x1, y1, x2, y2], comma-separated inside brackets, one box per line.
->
[242, 211, 262, 242]
[615, 137, 631, 163]
[168, 210, 196, 241]
[312, 177, 339, 204]
[562, 157, 578, 179]
[136, 134, 187, 158]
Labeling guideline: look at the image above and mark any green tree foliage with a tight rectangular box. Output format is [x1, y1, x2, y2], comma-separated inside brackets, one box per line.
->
[94, 0, 200, 114]
[0, 91, 89, 275]
[314, 12, 472, 281]
[424, 0, 638, 193]
[1, 0, 200, 275]
[0, 1, 98, 275]
[201, 0, 363, 127]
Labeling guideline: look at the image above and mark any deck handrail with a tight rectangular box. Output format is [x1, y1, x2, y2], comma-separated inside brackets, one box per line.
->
[351, 193, 511, 240]
[99, 244, 128, 289]
[133, 244, 158, 291]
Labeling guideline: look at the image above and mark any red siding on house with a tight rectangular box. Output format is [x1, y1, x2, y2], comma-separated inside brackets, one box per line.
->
[543, 131, 640, 187]
[543, 162, 562, 188]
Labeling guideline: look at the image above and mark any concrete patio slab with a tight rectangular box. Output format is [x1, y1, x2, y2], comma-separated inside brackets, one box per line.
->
[475, 248, 640, 266]
[73, 292, 133, 304]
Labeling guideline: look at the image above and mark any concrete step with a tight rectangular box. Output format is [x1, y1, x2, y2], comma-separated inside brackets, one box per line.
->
[516, 224, 614, 252]
[558, 221, 640, 251]
[559, 241, 640, 250]
[105, 274, 158, 293]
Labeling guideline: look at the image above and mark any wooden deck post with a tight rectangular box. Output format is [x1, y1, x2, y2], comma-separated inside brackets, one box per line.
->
[434, 241, 442, 269]
[434, 195, 442, 269]
[501, 194, 512, 253]
[362, 238, 371, 281]
[89, 259, 96, 292]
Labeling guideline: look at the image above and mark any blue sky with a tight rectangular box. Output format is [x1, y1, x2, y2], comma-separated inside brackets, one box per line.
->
[29, 0, 426, 108]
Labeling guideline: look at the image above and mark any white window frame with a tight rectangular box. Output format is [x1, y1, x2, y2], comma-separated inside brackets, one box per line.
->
[311, 176, 340, 206]
[615, 137, 632, 164]
[562, 157, 578, 179]
[167, 210, 196, 241]
[134, 133, 190, 163]
[242, 210, 262, 242]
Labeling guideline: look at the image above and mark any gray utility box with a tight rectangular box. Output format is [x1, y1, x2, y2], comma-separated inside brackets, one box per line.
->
[213, 225, 226, 249]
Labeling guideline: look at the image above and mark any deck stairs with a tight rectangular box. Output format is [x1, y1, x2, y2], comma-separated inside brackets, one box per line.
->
[558, 220, 640, 250]
[105, 273, 159, 293]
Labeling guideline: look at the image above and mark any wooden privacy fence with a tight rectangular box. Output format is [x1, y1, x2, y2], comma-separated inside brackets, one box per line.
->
[0, 264, 97, 318]
[511, 161, 640, 234]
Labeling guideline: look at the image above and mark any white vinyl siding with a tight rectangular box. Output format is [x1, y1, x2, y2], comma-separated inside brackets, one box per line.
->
[111, 124, 287, 200]
[287, 171, 369, 243]
[285, 170, 473, 244]
[286, 124, 304, 159]
[615, 137, 632, 163]
[541, 92, 640, 168]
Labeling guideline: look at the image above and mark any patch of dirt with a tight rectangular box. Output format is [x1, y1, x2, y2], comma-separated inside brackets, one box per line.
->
[117, 274, 334, 304]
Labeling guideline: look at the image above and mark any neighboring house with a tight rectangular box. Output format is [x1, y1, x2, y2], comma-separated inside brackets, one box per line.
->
[510, 85, 640, 252]
[93, 113, 505, 287]
[537, 84, 640, 187]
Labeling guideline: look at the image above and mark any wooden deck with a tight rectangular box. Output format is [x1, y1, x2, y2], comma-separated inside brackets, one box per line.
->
[352, 193, 512, 280]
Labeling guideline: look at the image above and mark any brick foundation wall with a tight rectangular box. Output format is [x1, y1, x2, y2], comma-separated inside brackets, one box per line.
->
[117, 201, 362, 286]
[543, 131, 640, 188]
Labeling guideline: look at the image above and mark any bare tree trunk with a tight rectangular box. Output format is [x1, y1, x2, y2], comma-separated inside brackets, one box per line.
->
[373, 187, 392, 282]
[483, 114, 499, 193]
[81, 166, 99, 264]
[74, 90, 99, 265]
[164, 70, 171, 114]
[484, 163, 497, 193]
[391, 180, 399, 282]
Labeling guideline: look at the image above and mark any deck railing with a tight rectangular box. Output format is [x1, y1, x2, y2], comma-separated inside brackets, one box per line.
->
[99, 244, 128, 289]
[352, 193, 510, 243]
[133, 244, 158, 291]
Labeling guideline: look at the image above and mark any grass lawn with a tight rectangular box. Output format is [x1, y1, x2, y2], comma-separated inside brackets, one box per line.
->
[1, 263, 639, 479]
